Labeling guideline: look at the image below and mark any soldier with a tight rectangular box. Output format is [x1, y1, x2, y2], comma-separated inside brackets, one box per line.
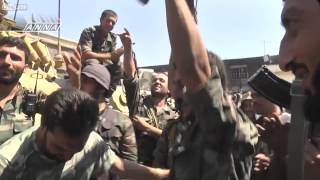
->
[165, 0, 257, 179]
[0, 36, 45, 145]
[153, 51, 230, 169]
[64, 47, 138, 179]
[121, 29, 177, 166]
[79, 9, 124, 95]
[0, 88, 169, 179]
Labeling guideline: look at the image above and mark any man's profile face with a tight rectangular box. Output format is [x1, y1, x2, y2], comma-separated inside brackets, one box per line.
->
[100, 15, 117, 32]
[43, 127, 88, 162]
[0, 45, 26, 85]
[80, 75, 105, 100]
[279, 0, 320, 122]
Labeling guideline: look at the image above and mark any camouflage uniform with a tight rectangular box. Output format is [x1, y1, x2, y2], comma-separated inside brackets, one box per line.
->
[96, 107, 137, 180]
[169, 75, 258, 180]
[123, 76, 177, 165]
[153, 119, 179, 169]
[79, 26, 120, 93]
[0, 85, 45, 145]
[0, 127, 117, 180]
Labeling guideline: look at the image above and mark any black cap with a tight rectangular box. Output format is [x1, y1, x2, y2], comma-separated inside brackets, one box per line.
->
[81, 62, 111, 91]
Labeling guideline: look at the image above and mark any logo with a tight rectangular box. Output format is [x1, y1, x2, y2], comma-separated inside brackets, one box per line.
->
[23, 15, 60, 32]
[6, 2, 28, 11]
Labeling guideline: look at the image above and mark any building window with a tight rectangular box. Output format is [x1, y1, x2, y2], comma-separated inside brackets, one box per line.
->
[230, 65, 249, 80]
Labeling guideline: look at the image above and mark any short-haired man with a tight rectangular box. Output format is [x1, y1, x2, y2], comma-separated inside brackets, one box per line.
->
[0, 36, 44, 145]
[0, 88, 168, 179]
[79, 9, 124, 95]
[121, 29, 177, 166]
[165, 0, 258, 179]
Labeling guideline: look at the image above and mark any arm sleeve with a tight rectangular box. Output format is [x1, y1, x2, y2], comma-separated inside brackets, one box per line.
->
[119, 118, 138, 162]
[123, 76, 140, 118]
[79, 28, 93, 53]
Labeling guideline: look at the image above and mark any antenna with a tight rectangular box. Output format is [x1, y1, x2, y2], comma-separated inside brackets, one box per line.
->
[34, 70, 39, 94]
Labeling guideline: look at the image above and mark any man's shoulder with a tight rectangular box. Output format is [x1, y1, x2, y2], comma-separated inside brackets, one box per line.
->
[101, 108, 133, 130]
[81, 25, 99, 34]
[0, 127, 36, 161]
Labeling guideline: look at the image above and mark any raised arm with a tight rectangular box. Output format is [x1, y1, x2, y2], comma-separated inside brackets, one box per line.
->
[119, 28, 136, 79]
[165, 0, 210, 93]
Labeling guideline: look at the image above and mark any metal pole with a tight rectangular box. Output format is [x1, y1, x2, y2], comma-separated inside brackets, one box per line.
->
[13, 0, 20, 21]
[57, 0, 61, 55]
[287, 79, 307, 180]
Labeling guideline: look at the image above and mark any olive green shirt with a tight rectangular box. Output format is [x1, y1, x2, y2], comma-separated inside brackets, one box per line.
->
[0, 85, 41, 145]
[0, 128, 117, 180]
[169, 75, 258, 180]
[79, 25, 117, 65]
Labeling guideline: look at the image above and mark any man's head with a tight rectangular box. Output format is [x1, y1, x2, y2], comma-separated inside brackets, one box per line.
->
[279, 0, 320, 122]
[100, 9, 118, 33]
[40, 88, 99, 162]
[0, 36, 30, 85]
[151, 72, 169, 99]
[251, 90, 282, 116]
[80, 62, 111, 100]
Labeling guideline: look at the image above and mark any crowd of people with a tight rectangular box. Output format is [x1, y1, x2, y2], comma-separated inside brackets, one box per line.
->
[0, 0, 320, 179]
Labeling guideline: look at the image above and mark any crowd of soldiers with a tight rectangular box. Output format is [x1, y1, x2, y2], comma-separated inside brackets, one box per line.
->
[0, 0, 320, 179]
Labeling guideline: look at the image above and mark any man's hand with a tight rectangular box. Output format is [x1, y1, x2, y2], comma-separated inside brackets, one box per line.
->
[63, 47, 82, 89]
[255, 114, 289, 155]
[118, 28, 132, 49]
[110, 47, 124, 62]
[131, 115, 151, 131]
[253, 153, 271, 173]
[131, 115, 162, 137]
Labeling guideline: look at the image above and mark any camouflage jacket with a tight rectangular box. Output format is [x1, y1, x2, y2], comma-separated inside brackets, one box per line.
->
[123, 76, 177, 165]
[79, 25, 117, 65]
[0, 128, 117, 180]
[169, 75, 258, 180]
[153, 119, 179, 169]
[0, 85, 45, 145]
[79, 26, 123, 93]
[96, 107, 137, 162]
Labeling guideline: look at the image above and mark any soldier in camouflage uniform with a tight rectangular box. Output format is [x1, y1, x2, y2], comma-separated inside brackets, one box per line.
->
[153, 51, 230, 169]
[120, 28, 177, 166]
[0, 36, 45, 145]
[80, 63, 138, 180]
[79, 9, 124, 95]
[0, 88, 169, 179]
[165, 0, 258, 179]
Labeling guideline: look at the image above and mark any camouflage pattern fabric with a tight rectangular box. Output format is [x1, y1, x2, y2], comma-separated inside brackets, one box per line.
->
[169, 75, 258, 180]
[78, 25, 122, 94]
[96, 107, 137, 180]
[79, 25, 117, 65]
[123, 76, 177, 165]
[0, 85, 46, 145]
[0, 128, 117, 180]
[96, 107, 137, 162]
[153, 119, 179, 169]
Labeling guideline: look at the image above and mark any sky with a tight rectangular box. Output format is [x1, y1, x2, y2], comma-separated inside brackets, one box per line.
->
[7, 0, 285, 67]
